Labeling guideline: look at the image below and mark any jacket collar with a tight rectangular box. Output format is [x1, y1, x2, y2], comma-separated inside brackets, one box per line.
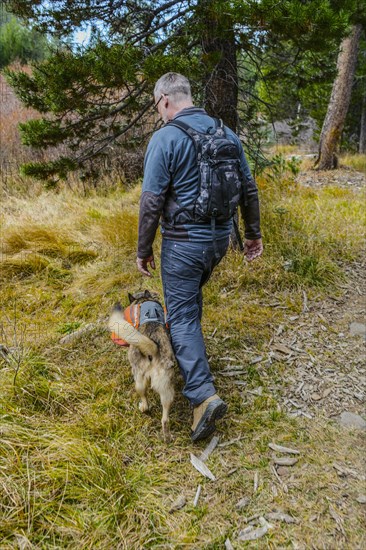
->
[172, 107, 207, 120]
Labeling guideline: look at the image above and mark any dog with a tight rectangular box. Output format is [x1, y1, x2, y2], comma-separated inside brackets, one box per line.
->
[108, 290, 175, 442]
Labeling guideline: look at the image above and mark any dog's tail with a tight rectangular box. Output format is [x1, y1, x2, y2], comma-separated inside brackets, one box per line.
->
[108, 303, 158, 357]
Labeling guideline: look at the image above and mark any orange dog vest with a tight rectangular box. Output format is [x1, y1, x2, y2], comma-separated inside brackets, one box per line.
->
[111, 301, 167, 347]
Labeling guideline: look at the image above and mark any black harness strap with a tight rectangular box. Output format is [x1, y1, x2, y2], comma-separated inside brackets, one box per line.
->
[233, 216, 244, 251]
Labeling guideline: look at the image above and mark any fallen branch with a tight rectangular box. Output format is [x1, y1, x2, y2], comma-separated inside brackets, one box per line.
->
[59, 323, 98, 344]
[273, 456, 298, 466]
[268, 443, 300, 455]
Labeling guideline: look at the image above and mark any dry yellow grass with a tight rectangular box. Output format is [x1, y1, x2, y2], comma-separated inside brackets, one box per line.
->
[0, 170, 365, 548]
[341, 153, 366, 173]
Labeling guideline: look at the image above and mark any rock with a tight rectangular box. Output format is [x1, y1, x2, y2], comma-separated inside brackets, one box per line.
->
[169, 495, 186, 513]
[338, 412, 366, 430]
[311, 392, 322, 401]
[356, 495, 366, 504]
[349, 322, 366, 339]
[276, 466, 290, 476]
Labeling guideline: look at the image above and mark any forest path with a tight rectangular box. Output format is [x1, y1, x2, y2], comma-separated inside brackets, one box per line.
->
[272, 167, 366, 423]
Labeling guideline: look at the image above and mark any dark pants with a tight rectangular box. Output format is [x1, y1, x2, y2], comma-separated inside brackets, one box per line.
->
[161, 238, 229, 406]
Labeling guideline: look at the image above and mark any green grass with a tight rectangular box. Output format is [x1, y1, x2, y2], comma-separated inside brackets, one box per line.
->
[0, 170, 365, 548]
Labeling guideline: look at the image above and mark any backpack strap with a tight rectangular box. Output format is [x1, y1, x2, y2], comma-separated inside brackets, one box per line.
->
[233, 216, 244, 252]
[166, 117, 224, 154]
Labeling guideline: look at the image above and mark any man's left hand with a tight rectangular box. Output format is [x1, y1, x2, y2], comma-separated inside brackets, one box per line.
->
[137, 255, 156, 277]
[244, 238, 263, 262]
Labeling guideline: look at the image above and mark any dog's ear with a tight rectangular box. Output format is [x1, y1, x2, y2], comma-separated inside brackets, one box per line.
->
[144, 289, 152, 299]
[128, 292, 135, 304]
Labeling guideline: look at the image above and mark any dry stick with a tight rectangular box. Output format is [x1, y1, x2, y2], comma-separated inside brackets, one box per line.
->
[199, 436, 219, 462]
[302, 290, 309, 313]
[218, 436, 245, 448]
[253, 471, 259, 493]
[225, 539, 234, 550]
[238, 517, 272, 542]
[271, 465, 288, 493]
[266, 511, 299, 524]
[273, 457, 298, 466]
[193, 485, 202, 507]
[268, 443, 300, 455]
[59, 323, 97, 344]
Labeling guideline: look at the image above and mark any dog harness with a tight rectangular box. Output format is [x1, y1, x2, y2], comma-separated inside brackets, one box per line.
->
[111, 301, 167, 347]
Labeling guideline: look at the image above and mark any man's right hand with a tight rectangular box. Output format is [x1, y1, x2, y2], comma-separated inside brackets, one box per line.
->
[136, 255, 156, 277]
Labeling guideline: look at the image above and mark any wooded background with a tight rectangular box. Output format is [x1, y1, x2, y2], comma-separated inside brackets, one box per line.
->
[1, 0, 365, 187]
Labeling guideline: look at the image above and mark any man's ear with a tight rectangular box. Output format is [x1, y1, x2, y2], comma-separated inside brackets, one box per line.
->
[128, 292, 135, 304]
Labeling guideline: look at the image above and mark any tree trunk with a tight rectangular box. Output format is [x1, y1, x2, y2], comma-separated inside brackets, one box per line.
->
[200, 1, 238, 131]
[359, 91, 366, 154]
[199, 0, 240, 247]
[316, 24, 362, 170]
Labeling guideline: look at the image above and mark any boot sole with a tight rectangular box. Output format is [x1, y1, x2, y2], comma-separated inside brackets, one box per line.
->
[191, 400, 228, 442]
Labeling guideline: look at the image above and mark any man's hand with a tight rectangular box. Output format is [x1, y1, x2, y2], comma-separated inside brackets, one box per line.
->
[244, 238, 263, 262]
[136, 255, 156, 277]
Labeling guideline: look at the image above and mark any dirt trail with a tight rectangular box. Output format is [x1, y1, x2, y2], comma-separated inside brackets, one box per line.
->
[272, 168, 366, 422]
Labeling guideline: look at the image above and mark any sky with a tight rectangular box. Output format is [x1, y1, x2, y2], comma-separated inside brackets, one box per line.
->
[74, 26, 91, 45]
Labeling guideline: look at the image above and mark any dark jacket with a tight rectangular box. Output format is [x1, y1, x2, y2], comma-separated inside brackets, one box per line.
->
[138, 107, 261, 258]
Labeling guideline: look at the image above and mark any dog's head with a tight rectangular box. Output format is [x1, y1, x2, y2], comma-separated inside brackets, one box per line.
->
[128, 289, 161, 306]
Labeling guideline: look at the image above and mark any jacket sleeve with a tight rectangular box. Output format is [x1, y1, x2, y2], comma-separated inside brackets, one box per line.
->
[237, 143, 261, 240]
[137, 131, 171, 258]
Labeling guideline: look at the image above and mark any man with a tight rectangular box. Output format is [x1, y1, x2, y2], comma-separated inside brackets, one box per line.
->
[137, 72, 263, 442]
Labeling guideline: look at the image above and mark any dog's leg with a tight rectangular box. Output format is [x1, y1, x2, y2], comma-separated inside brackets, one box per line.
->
[135, 373, 149, 413]
[160, 390, 174, 443]
[151, 371, 174, 443]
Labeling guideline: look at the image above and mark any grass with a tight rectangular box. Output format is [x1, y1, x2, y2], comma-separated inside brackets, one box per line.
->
[340, 153, 366, 173]
[0, 166, 365, 548]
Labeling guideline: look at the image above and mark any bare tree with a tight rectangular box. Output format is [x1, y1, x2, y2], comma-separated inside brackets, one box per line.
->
[316, 24, 363, 170]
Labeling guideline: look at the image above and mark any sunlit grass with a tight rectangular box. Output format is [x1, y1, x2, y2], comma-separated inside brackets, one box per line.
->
[0, 172, 365, 548]
[341, 153, 366, 173]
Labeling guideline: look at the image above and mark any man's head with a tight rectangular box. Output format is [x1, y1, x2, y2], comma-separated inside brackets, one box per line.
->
[154, 72, 193, 122]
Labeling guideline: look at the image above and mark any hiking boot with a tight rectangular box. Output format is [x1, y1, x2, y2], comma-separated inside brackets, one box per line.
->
[191, 394, 227, 442]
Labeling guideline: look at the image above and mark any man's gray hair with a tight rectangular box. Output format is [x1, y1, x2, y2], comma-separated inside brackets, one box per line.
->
[154, 73, 192, 103]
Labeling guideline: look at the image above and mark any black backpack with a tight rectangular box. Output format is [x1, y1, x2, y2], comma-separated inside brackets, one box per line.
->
[167, 117, 246, 254]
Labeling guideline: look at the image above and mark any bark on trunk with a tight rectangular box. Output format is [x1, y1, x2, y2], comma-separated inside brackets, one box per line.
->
[316, 24, 362, 170]
[359, 91, 366, 154]
[201, 1, 238, 131]
[199, 0, 240, 247]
